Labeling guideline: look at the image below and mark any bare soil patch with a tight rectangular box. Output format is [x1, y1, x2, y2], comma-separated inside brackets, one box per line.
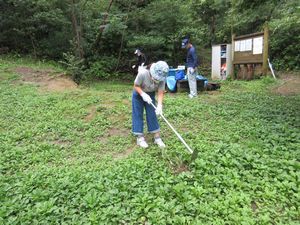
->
[203, 91, 222, 103]
[172, 163, 190, 174]
[96, 127, 130, 144]
[95, 127, 134, 160]
[274, 73, 300, 96]
[113, 146, 136, 160]
[108, 127, 128, 137]
[251, 201, 258, 213]
[84, 106, 97, 122]
[50, 139, 72, 147]
[15, 66, 77, 92]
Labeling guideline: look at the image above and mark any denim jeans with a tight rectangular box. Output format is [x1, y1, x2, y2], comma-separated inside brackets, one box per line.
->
[132, 90, 160, 136]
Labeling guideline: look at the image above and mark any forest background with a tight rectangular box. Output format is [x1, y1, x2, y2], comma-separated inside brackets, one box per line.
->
[1, 0, 299, 82]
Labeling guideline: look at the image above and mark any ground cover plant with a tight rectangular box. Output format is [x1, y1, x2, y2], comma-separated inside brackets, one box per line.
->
[0, 56, 299, 224]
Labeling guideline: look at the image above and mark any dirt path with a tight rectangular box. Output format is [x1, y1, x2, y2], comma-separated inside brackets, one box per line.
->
[274, 73, 300, 96]
[15, 67, 77, 92]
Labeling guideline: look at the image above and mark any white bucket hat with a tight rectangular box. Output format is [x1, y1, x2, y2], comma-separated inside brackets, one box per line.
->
[150, 61, 169, 82]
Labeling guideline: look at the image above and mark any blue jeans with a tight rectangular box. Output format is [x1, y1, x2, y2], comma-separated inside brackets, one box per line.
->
[132, 90, 160, 136]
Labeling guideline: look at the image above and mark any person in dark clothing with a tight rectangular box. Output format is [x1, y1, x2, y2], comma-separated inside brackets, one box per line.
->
[182, 38, 199, 98]
[132, 49, 147, 73]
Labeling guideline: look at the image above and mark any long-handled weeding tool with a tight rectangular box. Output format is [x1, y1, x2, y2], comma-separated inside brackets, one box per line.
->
[150, 102, 198, 160]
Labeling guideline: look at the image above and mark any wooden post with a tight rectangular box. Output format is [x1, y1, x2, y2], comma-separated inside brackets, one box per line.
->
[263, 24, 269, 75]
[231, 34, 235, 79]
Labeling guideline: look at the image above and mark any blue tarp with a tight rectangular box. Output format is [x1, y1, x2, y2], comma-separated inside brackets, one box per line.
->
[166, 73, 208, 91]
[167, 68, 208, 91]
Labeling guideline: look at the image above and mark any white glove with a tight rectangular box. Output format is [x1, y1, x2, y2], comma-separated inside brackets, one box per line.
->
[155, 104, 162, 116]
[132, 65, 136, 69]
[188, 68, 195, 74]
[140, 92, 152, 104]
[138, 65, 147, 73]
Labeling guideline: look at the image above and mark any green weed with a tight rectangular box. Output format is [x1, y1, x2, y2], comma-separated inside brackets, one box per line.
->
[0, 57, 299, 224]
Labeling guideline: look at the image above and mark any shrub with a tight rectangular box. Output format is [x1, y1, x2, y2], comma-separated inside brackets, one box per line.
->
[85, 56, 120, 80]
[60, 52, 84, 84]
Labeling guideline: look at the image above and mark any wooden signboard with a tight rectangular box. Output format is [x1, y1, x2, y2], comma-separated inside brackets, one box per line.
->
[231, 25, 269, 79]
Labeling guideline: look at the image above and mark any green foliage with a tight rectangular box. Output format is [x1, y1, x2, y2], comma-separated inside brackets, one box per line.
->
[192, 0, 231, 45]
[85, 56, 120, 80]
[60, 52, 84, 84]
[269, 0, 300, 71]
[1, 0, 299, 75]
[0, 0, 72, 58]
[0, 57, 299, 224]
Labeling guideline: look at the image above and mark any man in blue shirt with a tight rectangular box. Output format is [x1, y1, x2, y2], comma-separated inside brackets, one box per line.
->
[182, 38, 199, 98]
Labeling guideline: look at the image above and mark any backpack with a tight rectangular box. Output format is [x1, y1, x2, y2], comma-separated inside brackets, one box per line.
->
[175, 70, 185, 80]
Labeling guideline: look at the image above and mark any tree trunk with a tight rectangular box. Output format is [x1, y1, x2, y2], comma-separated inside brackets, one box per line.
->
[211, 15, 216, 46]
[70, 0, 84, 59]
[92, 0, 114, 51]
[29, 33, 37, 59]
[114, 1, 132, 72]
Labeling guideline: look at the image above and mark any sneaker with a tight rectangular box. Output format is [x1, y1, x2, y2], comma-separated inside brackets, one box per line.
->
[188, 94, 197, 99]
[137, 136, 148, 148]
[154, 138, 166, 148]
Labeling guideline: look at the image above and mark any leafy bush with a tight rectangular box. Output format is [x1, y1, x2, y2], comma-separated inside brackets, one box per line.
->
[60, 52, 84, 84]
[85, 56, 120, 80]
[269, 0, 300, 71]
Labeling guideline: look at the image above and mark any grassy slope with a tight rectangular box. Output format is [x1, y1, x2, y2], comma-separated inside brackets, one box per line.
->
[0, 57, 299, 224]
